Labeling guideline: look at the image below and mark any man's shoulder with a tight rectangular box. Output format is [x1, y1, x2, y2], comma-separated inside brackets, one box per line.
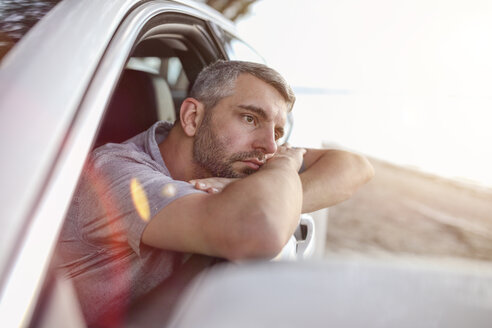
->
[92, 139, 150, 165]
[93, 140, 141, 157]
[90, 121, 170, 169]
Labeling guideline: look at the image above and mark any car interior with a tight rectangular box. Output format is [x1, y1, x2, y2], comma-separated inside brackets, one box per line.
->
[94, 14, 224, 149]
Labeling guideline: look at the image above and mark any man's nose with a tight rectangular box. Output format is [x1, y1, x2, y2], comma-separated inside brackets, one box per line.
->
[254, 127, 277, 156]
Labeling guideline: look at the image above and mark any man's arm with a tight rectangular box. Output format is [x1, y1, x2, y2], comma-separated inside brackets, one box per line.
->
[141, 146, 305, 261]
[191, 148, 375, 213]
[300, 148, 374, 213]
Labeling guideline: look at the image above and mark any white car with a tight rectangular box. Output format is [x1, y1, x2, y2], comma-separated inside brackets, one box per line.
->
[0, 1, 314, 326]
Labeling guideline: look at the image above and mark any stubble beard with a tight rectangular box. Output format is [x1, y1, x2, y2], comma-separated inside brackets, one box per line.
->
[192, 111, 265, 178]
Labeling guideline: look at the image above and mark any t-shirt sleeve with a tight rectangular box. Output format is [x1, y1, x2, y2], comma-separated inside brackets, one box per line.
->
[77, 144, 203, 256]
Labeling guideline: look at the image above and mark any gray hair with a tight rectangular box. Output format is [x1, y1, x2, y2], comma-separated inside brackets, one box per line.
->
[189, 60, 295, 112]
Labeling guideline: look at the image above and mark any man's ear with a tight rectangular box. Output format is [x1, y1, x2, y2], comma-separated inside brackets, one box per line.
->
[179, 98, 205, 137]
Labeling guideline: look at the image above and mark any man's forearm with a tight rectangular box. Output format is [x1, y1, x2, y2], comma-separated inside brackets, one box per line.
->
[300, 149, 374, 213]
[227, 163, 302, 238]
[203, 147, 304, 259]
[143, 154, 304, 261]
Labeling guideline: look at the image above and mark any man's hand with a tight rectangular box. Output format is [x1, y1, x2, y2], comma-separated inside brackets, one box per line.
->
[189, 177, 238, 194]
[264, 144, 306, 172]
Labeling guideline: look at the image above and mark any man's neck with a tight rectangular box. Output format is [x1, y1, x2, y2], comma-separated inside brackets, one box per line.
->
[158, 126, 197, 181]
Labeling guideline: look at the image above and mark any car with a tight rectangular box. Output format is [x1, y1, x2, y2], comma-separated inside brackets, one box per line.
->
[0, 1, 321, 326]
[2, 1, 491, 327]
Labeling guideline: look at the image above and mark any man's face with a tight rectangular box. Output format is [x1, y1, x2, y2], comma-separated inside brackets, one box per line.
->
[193, 73, 288, 178]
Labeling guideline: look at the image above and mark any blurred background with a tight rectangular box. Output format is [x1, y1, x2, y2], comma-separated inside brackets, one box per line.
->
[206, 0, 492, 265]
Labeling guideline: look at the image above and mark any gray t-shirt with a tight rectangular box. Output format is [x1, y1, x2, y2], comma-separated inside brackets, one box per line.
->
[56, 121, 203, 324]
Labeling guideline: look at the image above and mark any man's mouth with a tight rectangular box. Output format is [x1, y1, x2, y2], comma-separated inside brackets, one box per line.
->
[241, 159, 264, 170]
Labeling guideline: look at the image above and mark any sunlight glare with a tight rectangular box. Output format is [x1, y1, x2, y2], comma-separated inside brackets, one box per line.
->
[130, 178, 150, 221]
[161, 183, 177, 198]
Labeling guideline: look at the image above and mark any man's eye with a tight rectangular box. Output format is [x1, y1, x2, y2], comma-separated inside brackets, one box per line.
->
[243, 115, 255, 124]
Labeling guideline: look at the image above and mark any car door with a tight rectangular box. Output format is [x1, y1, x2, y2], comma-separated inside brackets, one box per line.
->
[0, 1, 238, 327]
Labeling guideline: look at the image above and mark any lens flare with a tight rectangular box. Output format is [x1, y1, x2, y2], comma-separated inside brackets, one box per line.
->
[130, 178, 150, 221]
[162, 183, 177, 198]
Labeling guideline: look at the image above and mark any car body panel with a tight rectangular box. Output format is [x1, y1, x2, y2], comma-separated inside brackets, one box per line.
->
[168, 260, 492, 327]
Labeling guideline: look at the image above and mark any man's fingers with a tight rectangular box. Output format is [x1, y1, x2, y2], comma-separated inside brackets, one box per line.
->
[266, 145, 306, 171]
[189, 177, 238, 193]
[297, 147, 307, 155]
[189, 180, 207, 190]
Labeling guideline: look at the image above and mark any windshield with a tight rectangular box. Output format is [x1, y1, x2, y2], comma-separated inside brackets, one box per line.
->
[0, 0, 60, 62]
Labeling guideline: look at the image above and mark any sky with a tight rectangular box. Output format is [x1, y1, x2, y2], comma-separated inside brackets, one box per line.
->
[236, 0, 492, 188]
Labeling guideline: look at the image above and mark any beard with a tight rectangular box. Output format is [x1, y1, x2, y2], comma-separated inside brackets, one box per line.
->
[193, 111, 265, 178]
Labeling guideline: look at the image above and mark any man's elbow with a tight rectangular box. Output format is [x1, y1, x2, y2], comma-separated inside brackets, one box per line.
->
[337, 152, 375, 202]
[225, 237, 285, 261]
[356, 153, 375, 184]
[220, 210, 292, 261]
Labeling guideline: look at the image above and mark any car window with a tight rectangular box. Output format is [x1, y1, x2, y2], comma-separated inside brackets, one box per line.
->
[162, 56, 191, 111]
[164, 57, 189, 90]
[222, 31, 265, 64]
[126, 56, 190, 118]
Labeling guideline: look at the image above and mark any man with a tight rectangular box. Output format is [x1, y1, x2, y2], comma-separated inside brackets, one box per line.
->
[57, 60, 374, 325]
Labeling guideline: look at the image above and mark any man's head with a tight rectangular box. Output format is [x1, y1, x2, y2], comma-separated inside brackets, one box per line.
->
[180, 61, 295, 179]
[189, 60, 295, 113]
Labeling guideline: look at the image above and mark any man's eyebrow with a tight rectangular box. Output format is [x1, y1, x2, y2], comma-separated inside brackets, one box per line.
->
[237, 104, 268, 120]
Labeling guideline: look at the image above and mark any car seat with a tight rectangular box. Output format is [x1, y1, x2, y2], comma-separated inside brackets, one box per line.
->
[93, 68, 175, 148]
